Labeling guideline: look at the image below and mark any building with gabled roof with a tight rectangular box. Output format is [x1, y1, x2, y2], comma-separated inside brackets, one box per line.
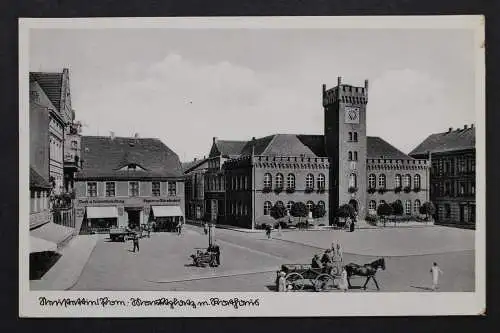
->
[197, 77, 431, 229]
[73, 135, 185, 233]
[409, 125, 475, 227]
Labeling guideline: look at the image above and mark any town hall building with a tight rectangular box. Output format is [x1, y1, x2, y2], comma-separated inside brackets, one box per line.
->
[184, 77, 430, 229]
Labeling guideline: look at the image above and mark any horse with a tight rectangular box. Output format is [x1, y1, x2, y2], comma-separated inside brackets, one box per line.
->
[344, 258, 386, 291]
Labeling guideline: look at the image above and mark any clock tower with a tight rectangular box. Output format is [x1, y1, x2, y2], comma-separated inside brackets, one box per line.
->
[323, 77, 369, 222]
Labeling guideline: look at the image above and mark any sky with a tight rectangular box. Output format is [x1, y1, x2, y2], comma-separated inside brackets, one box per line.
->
[30, 28, 476, 162]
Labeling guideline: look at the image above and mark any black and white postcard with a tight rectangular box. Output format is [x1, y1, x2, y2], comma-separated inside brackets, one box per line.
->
[19, 16, 485, 317]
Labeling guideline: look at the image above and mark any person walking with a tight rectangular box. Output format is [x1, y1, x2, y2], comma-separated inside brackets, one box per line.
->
[277, 271, 287, 292]
[203, 222, 208, 235]
[338, 266, 349, 292]
[430, 262, 444, 291]
[277, 223, 282, 237]
[212, 242, 221, 266]
[266, 224, 272, 240]
[177, 220, 182, 235]
[132, 232, 140, 253]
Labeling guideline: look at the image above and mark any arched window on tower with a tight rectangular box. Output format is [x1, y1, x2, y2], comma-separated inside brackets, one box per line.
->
[348, 151, 353, 161]
[414, 174, 421, 189]
[349, 173, 357, 188]
[395, 174, 402, 188]
[317, 174, 326, 190]
[353, 132, 358, 142]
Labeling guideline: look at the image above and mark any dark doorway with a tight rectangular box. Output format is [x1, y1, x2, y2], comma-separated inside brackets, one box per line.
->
[349, 199, 359, 212]
[459, 204, 465, 224]
[127, 210, 141, 229]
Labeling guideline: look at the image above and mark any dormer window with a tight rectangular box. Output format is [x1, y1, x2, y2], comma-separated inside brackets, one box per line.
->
[118, 163, 146, 171]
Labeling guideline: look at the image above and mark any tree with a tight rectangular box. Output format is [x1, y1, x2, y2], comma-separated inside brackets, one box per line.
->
[312, 204, 326, 219]
[419, 201, 436, 221]
[377, 203, 393, 227]
[391, 201, 404, 216]
[270, 204, 287, 220]
[336, 204, 355, 225]
[290, 202, 307, 225]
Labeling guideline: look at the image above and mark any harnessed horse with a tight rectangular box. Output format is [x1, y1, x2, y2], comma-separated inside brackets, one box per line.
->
[344, 258, 386, 291]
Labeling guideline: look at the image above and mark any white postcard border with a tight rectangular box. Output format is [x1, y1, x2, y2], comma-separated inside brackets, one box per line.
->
[19, 15, 486, 317]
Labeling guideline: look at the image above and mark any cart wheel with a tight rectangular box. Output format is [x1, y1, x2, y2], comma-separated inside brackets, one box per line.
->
[285, 273, 304, 291]
[314, 274, 335, 292]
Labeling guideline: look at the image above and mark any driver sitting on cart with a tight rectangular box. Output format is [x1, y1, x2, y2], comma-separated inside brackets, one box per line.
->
[311, 254, 323, 270]
[321, 249, 334, 274]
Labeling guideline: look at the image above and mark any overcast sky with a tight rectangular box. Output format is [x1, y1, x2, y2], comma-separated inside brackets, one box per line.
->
[30, 28, 475, 161]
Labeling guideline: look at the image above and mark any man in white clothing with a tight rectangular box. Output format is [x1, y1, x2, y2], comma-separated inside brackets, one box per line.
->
[430, 262, 443, 291]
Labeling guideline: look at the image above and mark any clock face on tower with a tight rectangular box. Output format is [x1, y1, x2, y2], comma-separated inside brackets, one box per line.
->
[344, 106, 360, 124]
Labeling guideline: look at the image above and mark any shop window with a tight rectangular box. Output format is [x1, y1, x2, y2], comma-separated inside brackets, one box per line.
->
[168, 181, 176, 196]
[129, 181, 139, 197]
[105, 182, 115, 197]
[152, 181, 161, 197]
[87, 182, 97, 197]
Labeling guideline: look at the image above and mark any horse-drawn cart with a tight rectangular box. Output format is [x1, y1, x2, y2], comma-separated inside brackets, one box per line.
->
[190, 247, 220, 268]
[278, 263, 341, 292]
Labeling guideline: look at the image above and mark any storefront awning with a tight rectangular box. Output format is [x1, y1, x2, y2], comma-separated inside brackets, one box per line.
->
[87, 206, 118, 219]
[30, 236, 57, 253]
[152, 206, 183, 217]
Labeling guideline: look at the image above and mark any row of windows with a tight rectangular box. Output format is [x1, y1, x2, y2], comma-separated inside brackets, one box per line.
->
[432, 180, 475, 198]
[368, 199, 421, 215]
[432, 156, 475, 177]
[263, 200, 326, 216]
[263, 173, 326, 190]
[441, 203, 475, 222]
[206, 175, 227, 192]
[228, 175, 249, 191]
[368, 174, 421, 189]
[86, 181, 177, 197]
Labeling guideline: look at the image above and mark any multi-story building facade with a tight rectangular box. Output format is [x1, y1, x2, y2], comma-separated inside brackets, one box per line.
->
[31, 69, 80, 194]
[410, 125, 475, 227]
[74, 135, 185, 233]
[204, 138, 247, 223]
[183, 158, 208, 220]
[200, 77, 430, 229]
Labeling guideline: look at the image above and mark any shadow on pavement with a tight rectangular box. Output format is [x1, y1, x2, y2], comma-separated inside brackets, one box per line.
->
[410, 285, 433, 291]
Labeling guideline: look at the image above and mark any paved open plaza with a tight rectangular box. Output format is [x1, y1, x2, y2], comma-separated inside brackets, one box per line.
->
[69, 224, 475, 292]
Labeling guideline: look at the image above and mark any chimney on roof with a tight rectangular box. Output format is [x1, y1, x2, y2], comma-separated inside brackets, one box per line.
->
[464, 124, 468, 130]
[448, 127, 453, 133]
[134, 133, 139, 139]
[337, 76, 342, 86]
[194, 157, 197, 162]
[471, 124, 474, 128]
[364, 79, 369, 91]
[213, 137, 218, 144]
[110, 131, 115, 140]
[252, 137, 256, 141]
[322, 84, 326, 94]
